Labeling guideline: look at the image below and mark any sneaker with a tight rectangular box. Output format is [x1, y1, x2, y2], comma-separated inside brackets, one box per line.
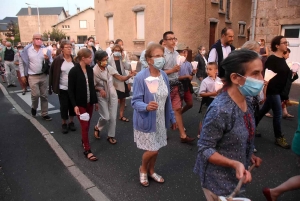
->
[68, 122, 76, 131]
[62, 123, 68, 134]
[42, 115, 52, 121]
[181, 135, 195, 143]
[31, 108, 37, 117]
[275, 137, 291, 149]
[255, 129, 262, 137]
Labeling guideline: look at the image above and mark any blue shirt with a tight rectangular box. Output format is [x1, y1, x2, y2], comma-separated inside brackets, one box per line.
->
[194, 91, 255, 196]
[131, 68, 176, 133]
[178, 61, 192, 77]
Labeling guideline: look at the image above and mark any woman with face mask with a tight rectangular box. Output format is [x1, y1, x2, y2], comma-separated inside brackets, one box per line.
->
[194, 49, 263, 200]
[93, 50, 134, 144]
[131, 43, 177, 187]
[105, 40, 114, 57]
[108, 44, 132, 122]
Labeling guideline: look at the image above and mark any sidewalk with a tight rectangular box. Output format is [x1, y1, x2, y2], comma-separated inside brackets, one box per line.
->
[0, 88, 92, 201]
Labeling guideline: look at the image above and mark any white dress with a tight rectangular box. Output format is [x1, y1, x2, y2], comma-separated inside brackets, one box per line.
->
[134, 75, 168, 151]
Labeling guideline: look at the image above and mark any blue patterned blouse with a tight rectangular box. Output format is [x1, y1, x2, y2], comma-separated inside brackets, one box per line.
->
[194, 91, 255, 196]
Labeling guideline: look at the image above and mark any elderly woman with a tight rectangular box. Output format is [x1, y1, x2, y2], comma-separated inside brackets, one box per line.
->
[49, 40, 77, 134]
[194, 49, 263, 200]
[108, 44, 131, 122]
[93, 50, 134, 144]
[132, 43, 177, 187]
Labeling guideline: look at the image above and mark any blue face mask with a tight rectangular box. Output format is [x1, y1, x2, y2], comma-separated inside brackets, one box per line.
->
[237, 74, 264, 97]
[153, 57, 165, 70]
[113, 52, 121, 57]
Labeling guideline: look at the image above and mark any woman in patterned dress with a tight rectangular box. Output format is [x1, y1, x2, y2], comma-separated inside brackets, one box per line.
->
[194, 49, 263, 200]
[131, 43, 177, 187]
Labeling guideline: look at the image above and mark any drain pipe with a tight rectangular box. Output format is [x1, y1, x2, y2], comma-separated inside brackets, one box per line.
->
[170, 0, 173, 31]
[251, 0, 258, 40]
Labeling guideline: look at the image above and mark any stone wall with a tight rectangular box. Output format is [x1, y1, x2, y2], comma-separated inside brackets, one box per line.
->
[255, 0, 300, 45]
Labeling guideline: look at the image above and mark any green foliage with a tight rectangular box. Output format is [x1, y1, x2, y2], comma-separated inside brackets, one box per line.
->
[5, 20, 20, 44]
[42, 28, 66, 42]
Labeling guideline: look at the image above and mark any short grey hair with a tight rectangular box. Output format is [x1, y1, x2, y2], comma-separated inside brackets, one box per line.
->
[5, 41, 11, 46]
[241, 40, 260, 52]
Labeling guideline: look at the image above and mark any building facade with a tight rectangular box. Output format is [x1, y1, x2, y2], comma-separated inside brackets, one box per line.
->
[0, 17, 18, 41]
[254, 0, 300, 66]
[52, 7, 96, 44]
[16, 7, 67, 42]
[94, 0, 252, 57]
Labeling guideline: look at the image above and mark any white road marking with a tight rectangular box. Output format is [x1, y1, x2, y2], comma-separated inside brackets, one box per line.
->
[16, 92, 55, 111]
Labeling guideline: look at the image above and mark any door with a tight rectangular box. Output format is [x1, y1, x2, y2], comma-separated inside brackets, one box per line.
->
[281, 25, 300, 83]
[77, 35, 87, 44]
[209, 22, 217, 49]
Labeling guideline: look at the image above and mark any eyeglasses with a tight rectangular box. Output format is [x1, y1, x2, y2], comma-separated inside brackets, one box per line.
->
[280, 41, 289, 45]
[165, 38, 178, 41]
[151, 55, 164, 58]
[34, 38, 42, 41]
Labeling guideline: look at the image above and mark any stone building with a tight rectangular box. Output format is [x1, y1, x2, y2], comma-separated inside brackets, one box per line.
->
[52, 7, 96, 44]
[94, 0, 252, 57]
[16, 7, 67, 42]
[254, 0, 300, 65]
[0, 17, 18, 41]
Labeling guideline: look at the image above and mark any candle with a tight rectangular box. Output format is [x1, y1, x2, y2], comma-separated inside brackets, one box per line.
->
[131, 61, 138, 71]
[264, 69, 277, 82]
[42, 48, 48, 55]
[145, 76, 160, 94]
[191, 61, 198, 70]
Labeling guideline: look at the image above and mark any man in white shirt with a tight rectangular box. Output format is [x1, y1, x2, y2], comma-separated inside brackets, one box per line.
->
[19, 33, 53, 120]
[208, 27, 235, 78]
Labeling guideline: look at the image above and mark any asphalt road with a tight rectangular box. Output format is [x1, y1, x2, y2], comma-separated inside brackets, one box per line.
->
[1, 81, 300, 201]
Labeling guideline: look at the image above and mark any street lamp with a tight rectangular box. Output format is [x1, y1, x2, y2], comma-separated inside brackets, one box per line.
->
[26, 3, 40, 34]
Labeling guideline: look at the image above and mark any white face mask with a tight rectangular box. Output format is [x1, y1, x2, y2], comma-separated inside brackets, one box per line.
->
[88, 42, 94, 46]
[201, 50, 206, 55]
[72, 42, 75, 46]
[109, 44, 114, 48]
[6, 47, 11, 50]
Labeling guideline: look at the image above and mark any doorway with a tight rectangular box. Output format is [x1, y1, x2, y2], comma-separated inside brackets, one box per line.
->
[209, 22, 217, 48]
[77, 35, 87, 44]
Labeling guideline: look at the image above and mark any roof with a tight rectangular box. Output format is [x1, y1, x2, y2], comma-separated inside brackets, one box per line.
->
[52, 7, 94, 27]
[16, 7, 66, 16]
[0, 23, 7, 32]
[2, 17, 18, 23]
[0, 17, 18, 32]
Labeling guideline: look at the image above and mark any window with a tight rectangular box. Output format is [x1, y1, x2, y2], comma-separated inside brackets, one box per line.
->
[79, 20, 87, 28]
[238, 21, 246, 36]
[284, 29, 300, 38]
[226, 0, 231, 19]
[66, 36, 70, 40]
[77, 35, 87, 44]
[108, 17, 114, 40]
[136, 11, 145, 40]
[219, 0, 224, 10]
[62, 25, 70, 29]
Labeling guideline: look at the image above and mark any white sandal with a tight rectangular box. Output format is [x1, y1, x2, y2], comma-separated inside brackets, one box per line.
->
[150, 173, 164, 183]
[139, 167, 149, 187]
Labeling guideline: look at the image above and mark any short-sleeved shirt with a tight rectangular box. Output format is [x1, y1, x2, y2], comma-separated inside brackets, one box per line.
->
[163, 47, 179, 80]
[199, 76, 222, 98]
[194, 91, 255, 196]
[178, 61, 192, 77]
[59, 59, 74, 90]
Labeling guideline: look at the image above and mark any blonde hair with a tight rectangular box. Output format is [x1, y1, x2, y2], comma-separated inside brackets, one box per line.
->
[241, 40, 260, 51]
[76, 48, 92, 62]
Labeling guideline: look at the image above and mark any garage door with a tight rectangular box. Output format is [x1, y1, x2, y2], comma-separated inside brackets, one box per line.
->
[281, 25, 300, 83]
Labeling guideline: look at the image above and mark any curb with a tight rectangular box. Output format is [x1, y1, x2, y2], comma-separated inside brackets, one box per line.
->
[0, 84, 110, 201]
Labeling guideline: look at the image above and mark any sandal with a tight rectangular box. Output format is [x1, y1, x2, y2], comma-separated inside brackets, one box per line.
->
[265, 113, 273, 118]
[107, 137, 117, 144]
[149, 172, 164, 183]
[119, 116, 129, 122]
[94, 126, 100, 139]
[139, 167, 149, 187]
[83, 150, 98, 161]
[283, 114, 294, 119]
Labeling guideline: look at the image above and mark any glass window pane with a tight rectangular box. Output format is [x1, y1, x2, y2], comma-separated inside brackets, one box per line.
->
[80, 21, 87, 28]
[284, 29, 299, 38]
[136, 11, 145, 39]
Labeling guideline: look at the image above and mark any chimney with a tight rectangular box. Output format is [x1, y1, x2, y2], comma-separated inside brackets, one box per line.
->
[28, 6, 32, 16]
[66, 10, 69, 17]
[77, 8, 80, 13]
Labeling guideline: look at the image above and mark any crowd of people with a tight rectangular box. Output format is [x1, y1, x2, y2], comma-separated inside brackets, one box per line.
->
[0, 27, 299, 200]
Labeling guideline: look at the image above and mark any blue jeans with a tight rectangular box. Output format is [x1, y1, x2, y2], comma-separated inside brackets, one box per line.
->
[257, 94, 282, 138]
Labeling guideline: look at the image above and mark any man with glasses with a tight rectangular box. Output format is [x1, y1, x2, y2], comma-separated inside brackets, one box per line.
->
[256, 36, 291, 149]
[162, 31, 195, 143]
[208, 27, 235, 78]
[19, 33, 53, 121]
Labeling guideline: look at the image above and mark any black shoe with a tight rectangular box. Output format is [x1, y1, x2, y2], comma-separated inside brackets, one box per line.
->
[68, 122, 76, 131]
[31, 108, 37, 117]
[7, 84, 12, 88]
[42, 115, 52, 121]
[62, 123, 68, 134]
[255, 129, 262, 137]
[22, 91, 26, 95]
[11, 84, 17, 87]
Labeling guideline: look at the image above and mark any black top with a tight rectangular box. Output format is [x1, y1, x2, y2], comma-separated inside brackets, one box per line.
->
[194, 53, 207, 78]
[68, 63, 98, 108]
[115, 60, 122, 75]
[4, 49, 15, 61]
[265, 55, 290, 95]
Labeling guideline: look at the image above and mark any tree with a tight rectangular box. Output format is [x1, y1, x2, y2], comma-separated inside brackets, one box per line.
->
[43, 28, 66, 42]
[5, 20, 20, 44]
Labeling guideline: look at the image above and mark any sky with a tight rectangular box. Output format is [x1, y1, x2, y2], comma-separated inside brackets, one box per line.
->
[0, 0, 94, 19]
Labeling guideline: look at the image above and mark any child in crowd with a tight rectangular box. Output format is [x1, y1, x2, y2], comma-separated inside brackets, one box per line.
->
[197, 62, 222, 138]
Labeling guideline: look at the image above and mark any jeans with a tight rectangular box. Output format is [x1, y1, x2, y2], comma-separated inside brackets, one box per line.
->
[77, 103, 94, 151]
[257, 94, 282, 138]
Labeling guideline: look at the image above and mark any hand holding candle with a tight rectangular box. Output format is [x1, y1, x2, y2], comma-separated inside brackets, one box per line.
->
[131, 61, 138, 71]
[191, 61, 198, 70]
[42, 48, 48, 55]
[145, 76, 160, 102]
[177, 55, 186, 66]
